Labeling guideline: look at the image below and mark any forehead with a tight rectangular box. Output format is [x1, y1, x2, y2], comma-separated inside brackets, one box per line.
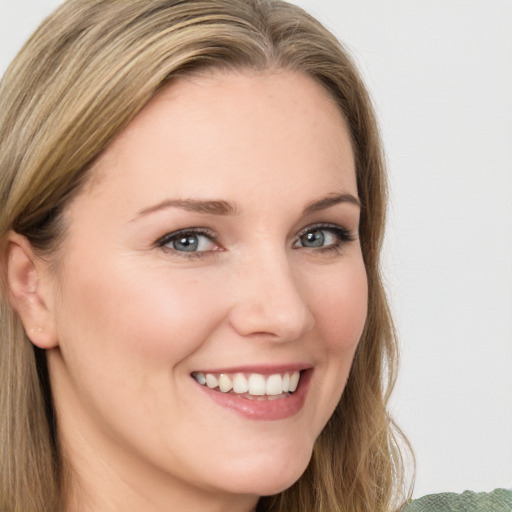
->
[80, 69, 356, 212]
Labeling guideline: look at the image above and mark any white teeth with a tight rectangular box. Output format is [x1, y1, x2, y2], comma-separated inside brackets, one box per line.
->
[193, 370, 302, 397]
[289, 371, 300, 392]
[282, 373, 290, 392]
[248, 374, 266, 395]
[233, 373, 249, 393]
[205, 373, 218, 389]
[265, 374, 283, 395]
[218, 374, 232, 393]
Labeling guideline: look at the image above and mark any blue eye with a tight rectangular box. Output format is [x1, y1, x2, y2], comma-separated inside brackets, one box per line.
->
[158, 229, 218, 254]
[294, 225, 354, 250]
[299, 229, 329, 248]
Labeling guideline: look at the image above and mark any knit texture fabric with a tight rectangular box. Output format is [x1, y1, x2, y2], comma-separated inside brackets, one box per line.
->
[402, 489, 512, 512]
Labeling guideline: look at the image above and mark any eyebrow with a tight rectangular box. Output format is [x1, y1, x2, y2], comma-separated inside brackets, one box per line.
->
[134, 198, 238, 219]
[133, 192, 360, 221]
[302, 193, 361, 214]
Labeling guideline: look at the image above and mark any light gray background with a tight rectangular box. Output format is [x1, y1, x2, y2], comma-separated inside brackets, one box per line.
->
[1, 0, 511, 499]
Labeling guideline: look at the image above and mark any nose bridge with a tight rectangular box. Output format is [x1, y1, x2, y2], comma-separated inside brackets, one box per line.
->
[228, 247, 315, 341]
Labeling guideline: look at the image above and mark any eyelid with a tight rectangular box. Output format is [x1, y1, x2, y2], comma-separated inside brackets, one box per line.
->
[293, 223, 355, 249]
[154, 222, 355, 258]
[156, 227, 221, 252]
[296, 222, 354, 239]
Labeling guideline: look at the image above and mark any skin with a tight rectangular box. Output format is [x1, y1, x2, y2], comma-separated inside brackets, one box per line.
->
[8, 70, 368, 512]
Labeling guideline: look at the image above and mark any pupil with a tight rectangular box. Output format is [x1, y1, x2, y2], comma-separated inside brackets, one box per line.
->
[302, 230, 324, 247]
[174, 235, 198, 252]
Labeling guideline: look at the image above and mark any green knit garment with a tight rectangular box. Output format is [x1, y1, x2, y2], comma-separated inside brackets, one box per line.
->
[402, 488, 512, 512]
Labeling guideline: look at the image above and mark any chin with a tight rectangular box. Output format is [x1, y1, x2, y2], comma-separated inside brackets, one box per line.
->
[252, 471, 306, 497]
[212, 446, 312, 497]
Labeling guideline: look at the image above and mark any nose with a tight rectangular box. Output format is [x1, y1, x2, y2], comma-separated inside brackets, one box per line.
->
[227, 255, 315, 342]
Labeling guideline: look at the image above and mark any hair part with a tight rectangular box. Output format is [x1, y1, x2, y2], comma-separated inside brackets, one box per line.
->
[0, 1, 412, 511]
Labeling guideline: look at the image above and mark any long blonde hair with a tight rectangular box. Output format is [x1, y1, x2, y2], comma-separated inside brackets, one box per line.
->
[0, 1, 412, 511]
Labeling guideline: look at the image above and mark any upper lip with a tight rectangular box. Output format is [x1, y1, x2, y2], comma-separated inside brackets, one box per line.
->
[191, 363, 312, 375]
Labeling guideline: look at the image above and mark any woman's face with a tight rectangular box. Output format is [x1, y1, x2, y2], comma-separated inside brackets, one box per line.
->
[46, 70, 368, 508]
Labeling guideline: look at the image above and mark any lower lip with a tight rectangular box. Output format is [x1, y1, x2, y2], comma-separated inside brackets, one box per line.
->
[194, 370, 312, 421]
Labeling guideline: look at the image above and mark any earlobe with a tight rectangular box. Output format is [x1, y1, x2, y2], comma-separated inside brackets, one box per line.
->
[5, 232, 59, 349]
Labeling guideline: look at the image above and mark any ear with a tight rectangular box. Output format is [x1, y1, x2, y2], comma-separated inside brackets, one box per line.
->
[5, 232, 59, 349]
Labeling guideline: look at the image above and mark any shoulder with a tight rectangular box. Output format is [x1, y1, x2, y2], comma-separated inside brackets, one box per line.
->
[401, 488, 512, 512]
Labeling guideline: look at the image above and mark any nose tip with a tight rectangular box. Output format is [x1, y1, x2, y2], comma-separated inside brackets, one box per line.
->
[227, 266, 315, 342]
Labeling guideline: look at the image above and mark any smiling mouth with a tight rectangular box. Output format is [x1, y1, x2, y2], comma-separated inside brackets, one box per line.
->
[191, 371, 301, 399]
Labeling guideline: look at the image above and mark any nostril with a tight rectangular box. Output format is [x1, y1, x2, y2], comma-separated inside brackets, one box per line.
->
[227, 296, 315, 341]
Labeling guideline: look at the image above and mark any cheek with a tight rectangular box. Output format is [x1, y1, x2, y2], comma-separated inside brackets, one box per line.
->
[56, 259, 226, 370]
[311, 258, 368, 355]
[301, 256, 368, 427]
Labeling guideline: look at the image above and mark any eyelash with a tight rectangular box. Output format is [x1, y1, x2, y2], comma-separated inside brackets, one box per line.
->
[156, 224, 355, 259]
[294, 224, 355, 254]
[156, 228, 220, 260]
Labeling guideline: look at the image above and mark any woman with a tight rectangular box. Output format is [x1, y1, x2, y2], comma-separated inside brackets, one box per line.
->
[1, 1, 408, 511]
